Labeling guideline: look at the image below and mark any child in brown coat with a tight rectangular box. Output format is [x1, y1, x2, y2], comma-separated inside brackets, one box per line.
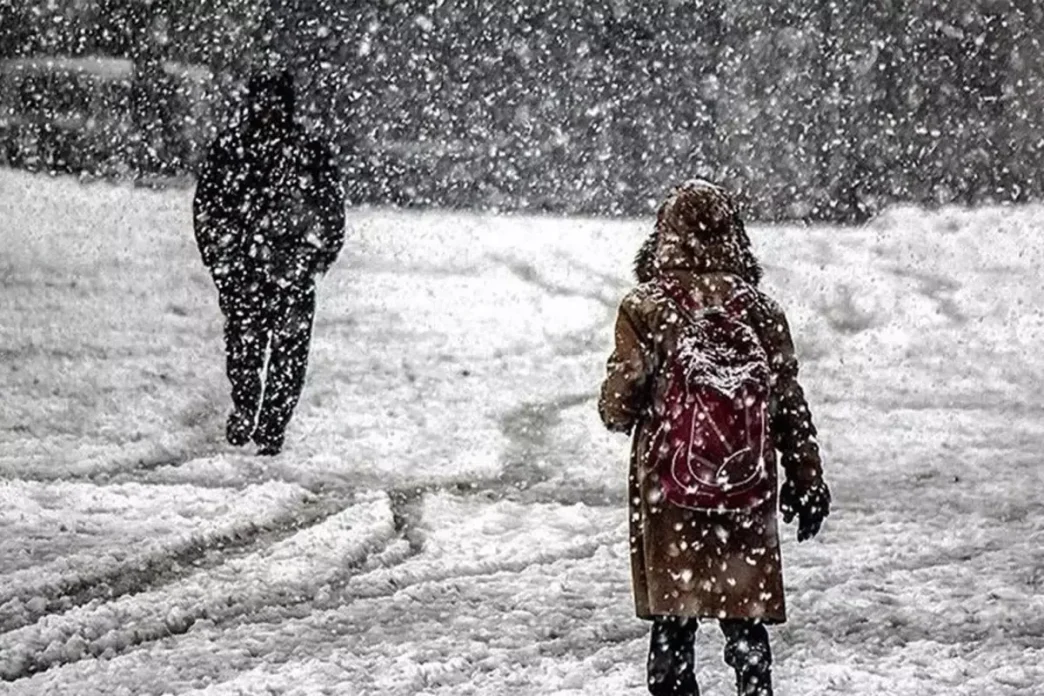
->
[599, 180, 831, 696]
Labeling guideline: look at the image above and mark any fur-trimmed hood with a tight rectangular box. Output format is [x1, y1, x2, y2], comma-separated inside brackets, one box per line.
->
[634, 180, 762, 286]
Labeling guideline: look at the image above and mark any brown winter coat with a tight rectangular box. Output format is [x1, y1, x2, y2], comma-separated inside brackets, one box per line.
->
[599, 185, 823, 624]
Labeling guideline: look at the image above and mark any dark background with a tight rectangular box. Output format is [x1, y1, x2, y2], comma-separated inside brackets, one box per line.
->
[1, 0, 1040, 221]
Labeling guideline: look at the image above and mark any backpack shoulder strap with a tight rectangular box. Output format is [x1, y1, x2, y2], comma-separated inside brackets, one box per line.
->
[720, 285, 772, 364]
[721, 285, 753, 313]
[657, 277, 703, 322]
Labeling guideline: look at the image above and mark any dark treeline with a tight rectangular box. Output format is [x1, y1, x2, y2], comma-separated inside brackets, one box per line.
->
[1, 0, 1042, 220]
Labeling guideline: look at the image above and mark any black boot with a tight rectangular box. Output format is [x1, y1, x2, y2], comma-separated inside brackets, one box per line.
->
[647, 617, 700, 696]
[253, 431, 284, 456]
[721, 620, 773, 696]
[226, 409, 255, 447]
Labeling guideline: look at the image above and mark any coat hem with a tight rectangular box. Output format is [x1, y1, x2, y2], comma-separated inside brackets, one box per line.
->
[635, 610, 786, 626]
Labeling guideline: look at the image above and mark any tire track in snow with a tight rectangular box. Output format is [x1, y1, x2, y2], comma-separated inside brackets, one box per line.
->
[230, 530, 621, 637]
[10, 533, 636, 696]
[0, 484, 350, 635]
[175, 612, 647, 696]
[497, 392, 592, 489]
[485, 252, 621, 359]
[3, 252, 622, 683]
[114, 495, 629, 688]
[488, 253, 619, 312]
[888, 266, 967, 325]
[388, 486, 429, 555]
[119, 389, 612, 512]
[0, 492, 396, 682]
[3, 481, 445, 682]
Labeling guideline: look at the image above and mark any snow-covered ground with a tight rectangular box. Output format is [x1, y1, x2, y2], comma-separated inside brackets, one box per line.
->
[2, 168, 1043, 695]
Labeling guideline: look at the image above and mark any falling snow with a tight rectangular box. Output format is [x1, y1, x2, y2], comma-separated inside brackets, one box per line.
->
[3, 171, 1043, 693]
[3, 2, 1044, 695]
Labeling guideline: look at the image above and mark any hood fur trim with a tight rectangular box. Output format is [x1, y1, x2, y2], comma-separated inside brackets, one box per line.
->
[634, 180, 762, 286]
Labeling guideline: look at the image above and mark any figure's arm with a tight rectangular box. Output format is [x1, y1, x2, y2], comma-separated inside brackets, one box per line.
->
[753, 295, 824, 486]
[192, 140, 239, 274]
[303, 140, 346, 275]
[599, 294, 654, 434]
[751, 293, 830, 539]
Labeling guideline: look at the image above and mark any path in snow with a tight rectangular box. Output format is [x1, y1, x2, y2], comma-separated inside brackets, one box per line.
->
[2, 170, 1043, 695]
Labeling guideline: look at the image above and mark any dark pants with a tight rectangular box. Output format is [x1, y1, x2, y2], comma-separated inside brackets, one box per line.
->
[219, 274, 315, 449]
[648, 617, 772, 696]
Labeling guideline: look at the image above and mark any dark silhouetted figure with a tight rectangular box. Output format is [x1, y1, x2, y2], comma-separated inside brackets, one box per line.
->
[194, 70, 345, 455]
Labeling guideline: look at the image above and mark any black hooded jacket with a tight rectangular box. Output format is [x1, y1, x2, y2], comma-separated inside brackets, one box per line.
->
[193, 114, 345, 283]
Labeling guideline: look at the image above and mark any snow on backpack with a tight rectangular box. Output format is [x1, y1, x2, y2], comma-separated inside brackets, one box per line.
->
[649, 280, 774, 512]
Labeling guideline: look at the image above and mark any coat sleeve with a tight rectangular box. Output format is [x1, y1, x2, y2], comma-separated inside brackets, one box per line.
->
[304, 139, 346, 274]
[752, 294, 825, 490]
[192, 139, 238, 272]
[599, 293, 654, 433]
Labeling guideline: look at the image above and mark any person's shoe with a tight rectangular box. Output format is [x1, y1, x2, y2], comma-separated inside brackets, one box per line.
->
[648, 618, 699, 696]
[732, 651, 773, 696]
[257, 442, 282, 456]
[226, 410, 255, 447]
[253, 430, 284, 456]
[735, 671, 772, 696]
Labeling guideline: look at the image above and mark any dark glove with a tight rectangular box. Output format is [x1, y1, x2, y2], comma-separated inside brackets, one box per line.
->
[780, 478, 831, 542]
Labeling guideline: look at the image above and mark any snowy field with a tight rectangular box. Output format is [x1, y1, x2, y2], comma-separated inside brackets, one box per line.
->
[2, 168, 1044, 695]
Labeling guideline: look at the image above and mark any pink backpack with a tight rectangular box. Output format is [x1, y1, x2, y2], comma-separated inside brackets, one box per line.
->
[649, 280, 775, 511]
